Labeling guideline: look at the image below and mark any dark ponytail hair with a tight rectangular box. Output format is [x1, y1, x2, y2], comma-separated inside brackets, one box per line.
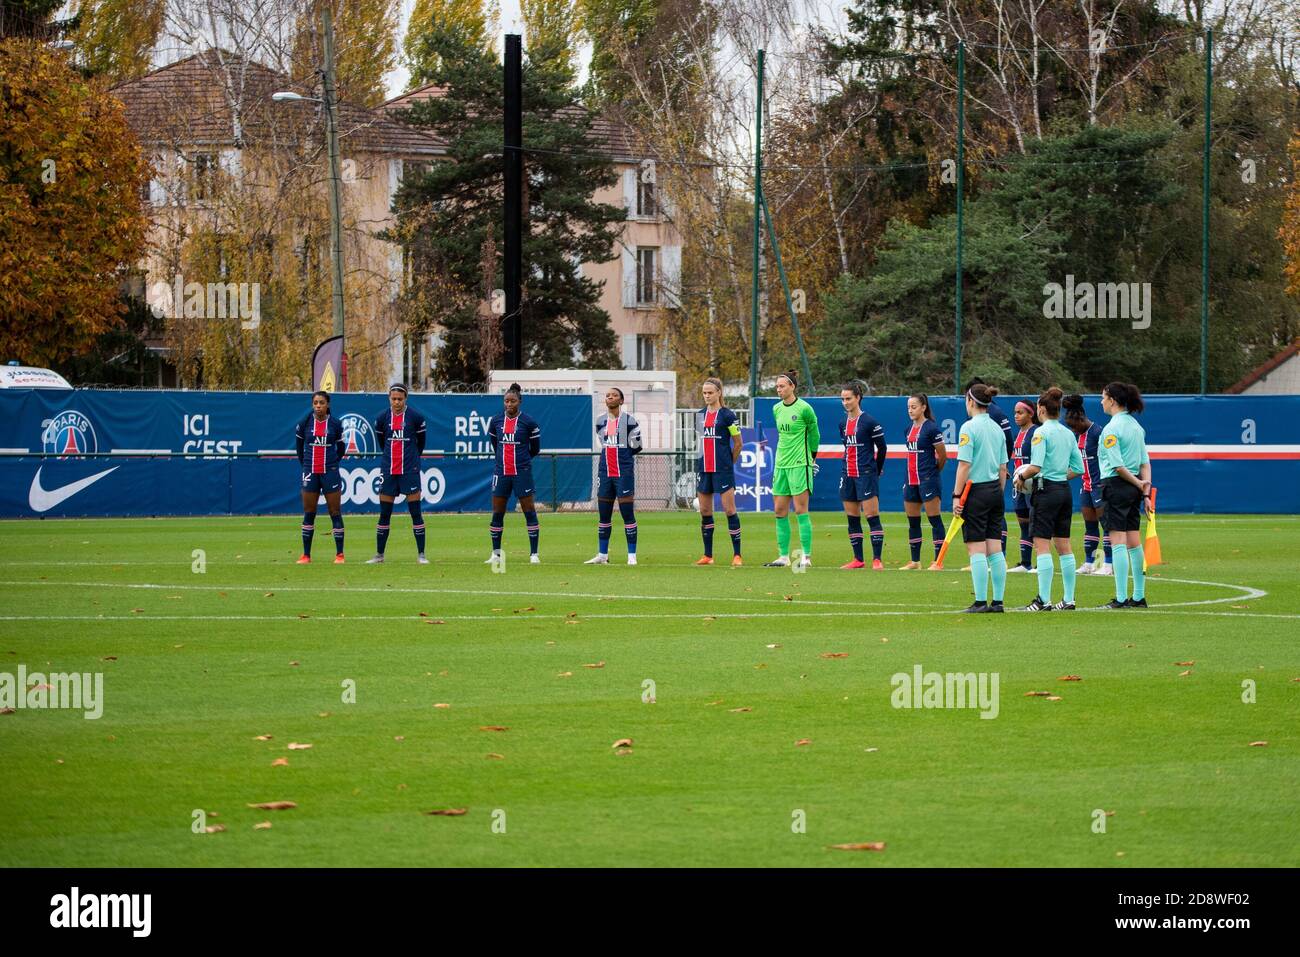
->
[1103, 381, 1145, 414]
[967, 383, 999, 407]
[909, 393, 935, 421]
[1062, 393, 1089, 429]
[778, 369, 799, 393]
[840, 381, 863, 399]
[506, 382, 522, 397]
[1037, 386, 1064, 418]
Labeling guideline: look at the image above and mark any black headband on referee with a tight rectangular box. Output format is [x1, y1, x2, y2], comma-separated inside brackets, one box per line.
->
[966, 389, 990, 407]
[388, 383, 408, 395]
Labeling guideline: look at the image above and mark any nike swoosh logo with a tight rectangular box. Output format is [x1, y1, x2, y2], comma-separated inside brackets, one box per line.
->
[28, 466, 119, 513]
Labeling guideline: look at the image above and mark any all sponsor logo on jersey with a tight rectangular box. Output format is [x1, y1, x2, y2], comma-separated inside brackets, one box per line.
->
[339, 414, 377, 455]
[41, 410, 98, 456]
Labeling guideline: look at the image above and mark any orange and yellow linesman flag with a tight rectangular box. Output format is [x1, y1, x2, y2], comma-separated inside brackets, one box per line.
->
[934, 481, 972, 569]
[1143, 486, 1163, 571]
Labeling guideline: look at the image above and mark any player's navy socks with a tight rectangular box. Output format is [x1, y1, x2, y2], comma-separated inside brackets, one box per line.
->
[796, 513, 812, 556]
[1112, 544, 1130, 601]
[1103, 535, 1113, 566]
[619, 501, 637, 554]
[969, 553, 989, 602]
[846, 515, 864, 562]
[989, 551, 1007, 601]
[1018, 520, 1033, 567]
[727, 513, 741, 556]
[301, 511, 316, 557]
[1036, 552, 1054, 603]
[330, 512, 344, 555]
[1129, 544, 1145, 601]
[597, 499, 614, 554]
[407, 499, 426, 554]
[1000, 527, 1008, 553]
[523, 510, 539, 555]
[1084, 521, 1100, 564]
[908, 516, 922, 562]
[1060, 553, 1077, 603]
[490, 511, 505, 551]
[376, 500, 394, 555]
[867, 515, 884, 561]
[701, 515, 715, 557]
[928, 514, 945, 558]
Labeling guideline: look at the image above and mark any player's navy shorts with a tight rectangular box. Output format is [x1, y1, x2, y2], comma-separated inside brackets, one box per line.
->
[1079, 485, 1104, 510]
[1101, 477, 1143, 532]
[379, 472, 421, 497]
[1029, 480, 1073, 539]
[902, 476, 941, 503]
[597, 474, 635, 499]
[492, 471, 535, 501]
[840, 471, 879, 502]
[301, 467, 342, 495]
[961, 480, 1004, 543]
[698, 468, 735, 495]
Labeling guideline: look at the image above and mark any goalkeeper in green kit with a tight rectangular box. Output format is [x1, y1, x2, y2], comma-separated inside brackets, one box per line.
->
[764, 371, 820, 568]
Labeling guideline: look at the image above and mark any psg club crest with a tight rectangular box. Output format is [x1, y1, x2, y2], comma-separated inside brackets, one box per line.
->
[339, 413, 376, 456]
[41, 410, 98, 456]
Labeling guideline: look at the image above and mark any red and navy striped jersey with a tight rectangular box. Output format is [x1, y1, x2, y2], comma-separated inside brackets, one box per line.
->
[295, 413, 344, 474]
[596, 412, 642, 479]
[488, 412, 541, 476]
[1011, 425, 1037, 473]
[696, 406, 739, 473]
[839, 413, 887, 478]
[375, 408, 427, 476]
[904, 419, 944, 484]
[1077, 422, 1103, 491]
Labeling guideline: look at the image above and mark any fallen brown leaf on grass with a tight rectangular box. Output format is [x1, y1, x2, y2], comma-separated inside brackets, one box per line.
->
[1178, 670, 1192, 677]
[556, 671, 573, 678]
[783, 595, 794, 602]
[289, 661, 300, 667]
[264, 592, 274, 598]
[418, 611, 429, 618]
[426, 619, 446, 625]
[0, 708, 14, 715]
[728, 707, 752, 713]
[173, 643, 183, 649]
[754, 663, 767, 670]
[1248, 741, 1268, 747]
[253, 734, 273, 741]
[766, 643, 782, 649]
[566, 612, 578, 618]
[614, 748, 633, 755]
[1024, 691, 1052, 697]
[203, 824, 226, 833]
[1045, 695, 1063, 701]
[703, 616, 716, 622]
[271, 757, 289, 767]
[820, 652, 849, 659]
[1175, 660, 1196, 666]
[394, 736, 405, 742]
[296, 614, 311, 620]
[705, 699, 724, 706]
[131, 608, 144, 614]
[480, 726, 509, 732]
[829, 842, 885, 852]
[424, 808, 468, 816]
[434, 703, 450, 709]
[253, 822, 272, 830]
[795, 739, 812, 746]
[512, 606, 536, 614]
[583, 661, 606, 669]
[286, 742, 312, 750]
[612, 738, 633, 748]
[318, 712, 330, 718]
[1058, 675, 1082, 681]
[880, 637, 889, 643]
[247, 801, 296, 811]
[101, 655, 117, 661]
[486, 753, 504, 760]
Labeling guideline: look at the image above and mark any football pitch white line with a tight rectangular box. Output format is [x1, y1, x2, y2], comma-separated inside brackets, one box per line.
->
[0, 575, 1268, 613]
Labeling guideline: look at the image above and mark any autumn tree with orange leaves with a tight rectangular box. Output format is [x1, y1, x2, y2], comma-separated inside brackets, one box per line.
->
[0, 38, 149, 367]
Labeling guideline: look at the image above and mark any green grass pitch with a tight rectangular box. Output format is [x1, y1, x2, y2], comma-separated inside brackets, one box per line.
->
[0, 512, 1296, 867]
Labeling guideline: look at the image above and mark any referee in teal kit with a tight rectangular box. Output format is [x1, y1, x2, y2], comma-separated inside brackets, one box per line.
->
[952, 382, 1011, 612]
[1097, 382, 1152, 609]
[1013, 387, 1084, 611]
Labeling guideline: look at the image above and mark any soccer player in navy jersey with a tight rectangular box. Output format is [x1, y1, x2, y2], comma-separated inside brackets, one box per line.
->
[365, 384, 428, 564]
[586, 387, 642, 565]
[294, 390, 346, 564]
[965, 378, 1015, 559]
[485, 383, 543, 564]
[1063, 393, 1112, 576]
[837, 382, 888, 569]
[1006, 399, 1040, 573]
[695, 377, 743, 566]
[900, 393, 948, 569]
